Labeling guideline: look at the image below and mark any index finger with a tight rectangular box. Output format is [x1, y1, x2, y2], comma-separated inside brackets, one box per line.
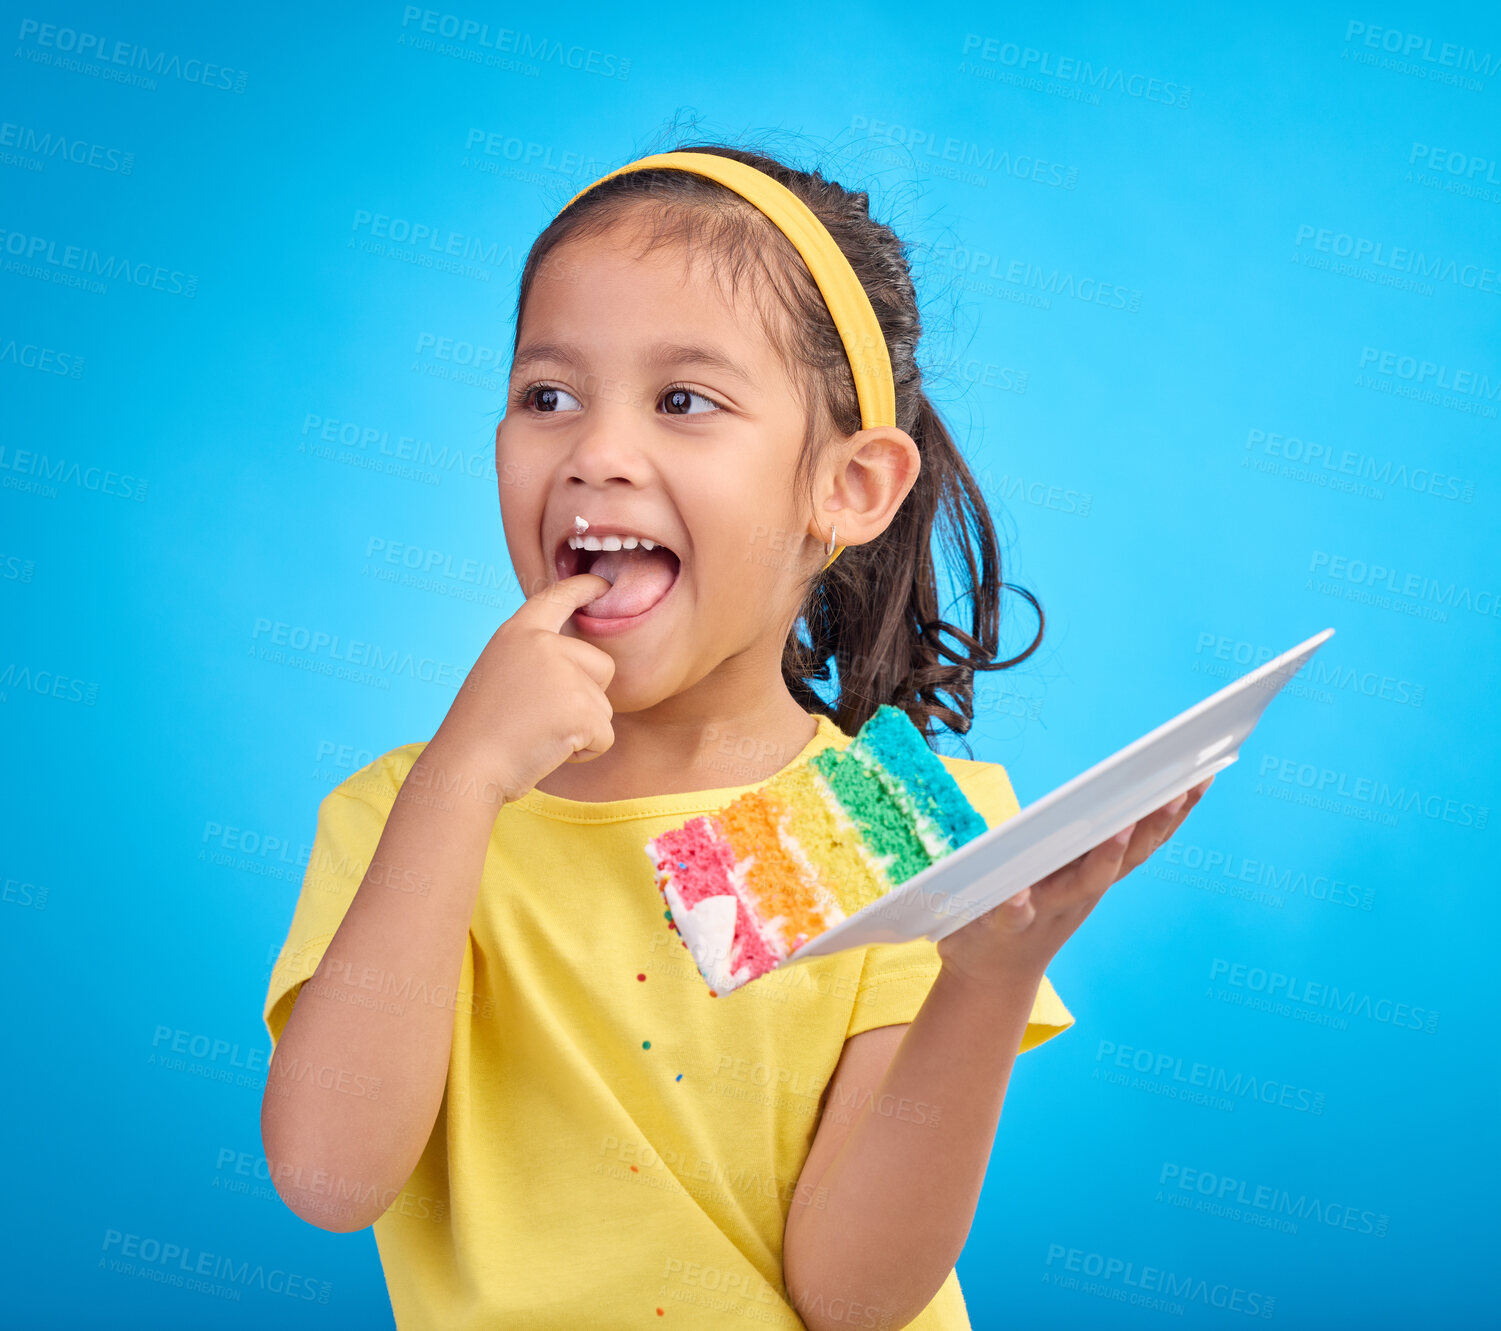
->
[515, 573, 613, 634]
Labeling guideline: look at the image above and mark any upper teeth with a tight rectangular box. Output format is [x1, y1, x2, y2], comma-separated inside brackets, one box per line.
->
[568, 534, 656, 551]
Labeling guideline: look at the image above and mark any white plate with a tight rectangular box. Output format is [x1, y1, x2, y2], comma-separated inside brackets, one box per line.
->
[783, 626, 1336, 962]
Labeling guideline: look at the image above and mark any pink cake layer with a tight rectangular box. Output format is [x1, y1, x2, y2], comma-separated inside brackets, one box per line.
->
[651, 815, 781, 985]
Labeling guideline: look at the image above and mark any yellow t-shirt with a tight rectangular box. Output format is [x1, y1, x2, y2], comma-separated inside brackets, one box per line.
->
[263, 712, 1074, 1329]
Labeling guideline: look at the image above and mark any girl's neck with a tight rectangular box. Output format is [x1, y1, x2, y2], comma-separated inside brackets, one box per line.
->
[530, 683, 821, 803]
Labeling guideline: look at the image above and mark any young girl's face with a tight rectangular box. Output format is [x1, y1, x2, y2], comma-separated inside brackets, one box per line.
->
[496, 212, 828, 712]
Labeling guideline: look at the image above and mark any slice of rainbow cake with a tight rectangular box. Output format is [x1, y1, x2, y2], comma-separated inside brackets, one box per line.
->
[644, 705, 989, 994]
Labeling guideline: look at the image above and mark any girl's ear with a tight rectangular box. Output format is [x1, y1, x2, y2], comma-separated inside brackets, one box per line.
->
[813, 426, 921, 551]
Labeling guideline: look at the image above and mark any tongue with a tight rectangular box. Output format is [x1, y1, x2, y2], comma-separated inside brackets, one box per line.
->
[581, 545, 678, 619]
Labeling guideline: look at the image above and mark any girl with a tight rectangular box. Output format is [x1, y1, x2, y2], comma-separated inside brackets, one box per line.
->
[261, 141, 1211, 1331]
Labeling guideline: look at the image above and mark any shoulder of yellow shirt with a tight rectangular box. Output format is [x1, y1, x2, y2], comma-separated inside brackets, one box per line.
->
[325, 742, 426, 811]
[936, 753, 1023, 830]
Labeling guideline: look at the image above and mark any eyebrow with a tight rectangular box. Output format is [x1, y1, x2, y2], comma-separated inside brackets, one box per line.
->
[510, 339, 757, 386]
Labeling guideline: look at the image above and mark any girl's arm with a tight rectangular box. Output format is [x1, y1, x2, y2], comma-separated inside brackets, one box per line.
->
[783, 779, 1212, 1331]
[260, 738, 500, 1232]
[260, 573, 614, 1233]
[783, 969, 1039, 1331]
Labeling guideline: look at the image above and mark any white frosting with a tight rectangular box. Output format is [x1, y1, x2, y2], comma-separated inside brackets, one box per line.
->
[661, 880, 744, 992]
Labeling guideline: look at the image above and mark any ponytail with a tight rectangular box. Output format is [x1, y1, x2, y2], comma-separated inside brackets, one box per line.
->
[783, 394, 1043, 748]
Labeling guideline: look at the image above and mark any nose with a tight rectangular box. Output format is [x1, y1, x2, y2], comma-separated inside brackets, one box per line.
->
[564, 388, 652, 490]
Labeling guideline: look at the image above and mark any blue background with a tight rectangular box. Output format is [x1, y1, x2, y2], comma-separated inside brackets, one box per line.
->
[3, 1, 1496, 1326]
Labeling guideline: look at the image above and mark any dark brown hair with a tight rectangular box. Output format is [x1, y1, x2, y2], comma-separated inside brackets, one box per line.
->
[509, 141, 1043, 749]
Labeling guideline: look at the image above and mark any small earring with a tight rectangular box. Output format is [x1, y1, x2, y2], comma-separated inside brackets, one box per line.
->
[825, 525, 837, 556]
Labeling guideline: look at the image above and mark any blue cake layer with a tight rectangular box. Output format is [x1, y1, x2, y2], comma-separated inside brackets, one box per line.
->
[853, 705, 989, 850]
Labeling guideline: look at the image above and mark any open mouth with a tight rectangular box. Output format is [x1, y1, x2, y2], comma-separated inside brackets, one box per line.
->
[554, 527, 682, 624]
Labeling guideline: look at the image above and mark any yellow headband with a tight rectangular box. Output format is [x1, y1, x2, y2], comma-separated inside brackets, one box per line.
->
[560, 150, 896, 572]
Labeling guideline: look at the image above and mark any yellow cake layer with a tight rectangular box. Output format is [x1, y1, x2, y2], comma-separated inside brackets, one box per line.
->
[771, 763, 890, 914]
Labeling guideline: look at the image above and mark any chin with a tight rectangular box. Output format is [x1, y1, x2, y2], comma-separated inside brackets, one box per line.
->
[600, 672, 679, 716]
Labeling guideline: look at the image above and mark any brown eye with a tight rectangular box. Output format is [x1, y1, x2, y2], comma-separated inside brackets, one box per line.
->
[661, 387, 717, 416]
[530, 385, 581, 413]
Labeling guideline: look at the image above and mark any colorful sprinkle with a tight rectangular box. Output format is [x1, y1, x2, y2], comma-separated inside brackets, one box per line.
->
[630, 1165, 639, 1172]
[636, 973, 646, 981]
[642, 1040, 651, 1050]
[675, 1073, 683, 1081]
[656, 1310, 664, 1317]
